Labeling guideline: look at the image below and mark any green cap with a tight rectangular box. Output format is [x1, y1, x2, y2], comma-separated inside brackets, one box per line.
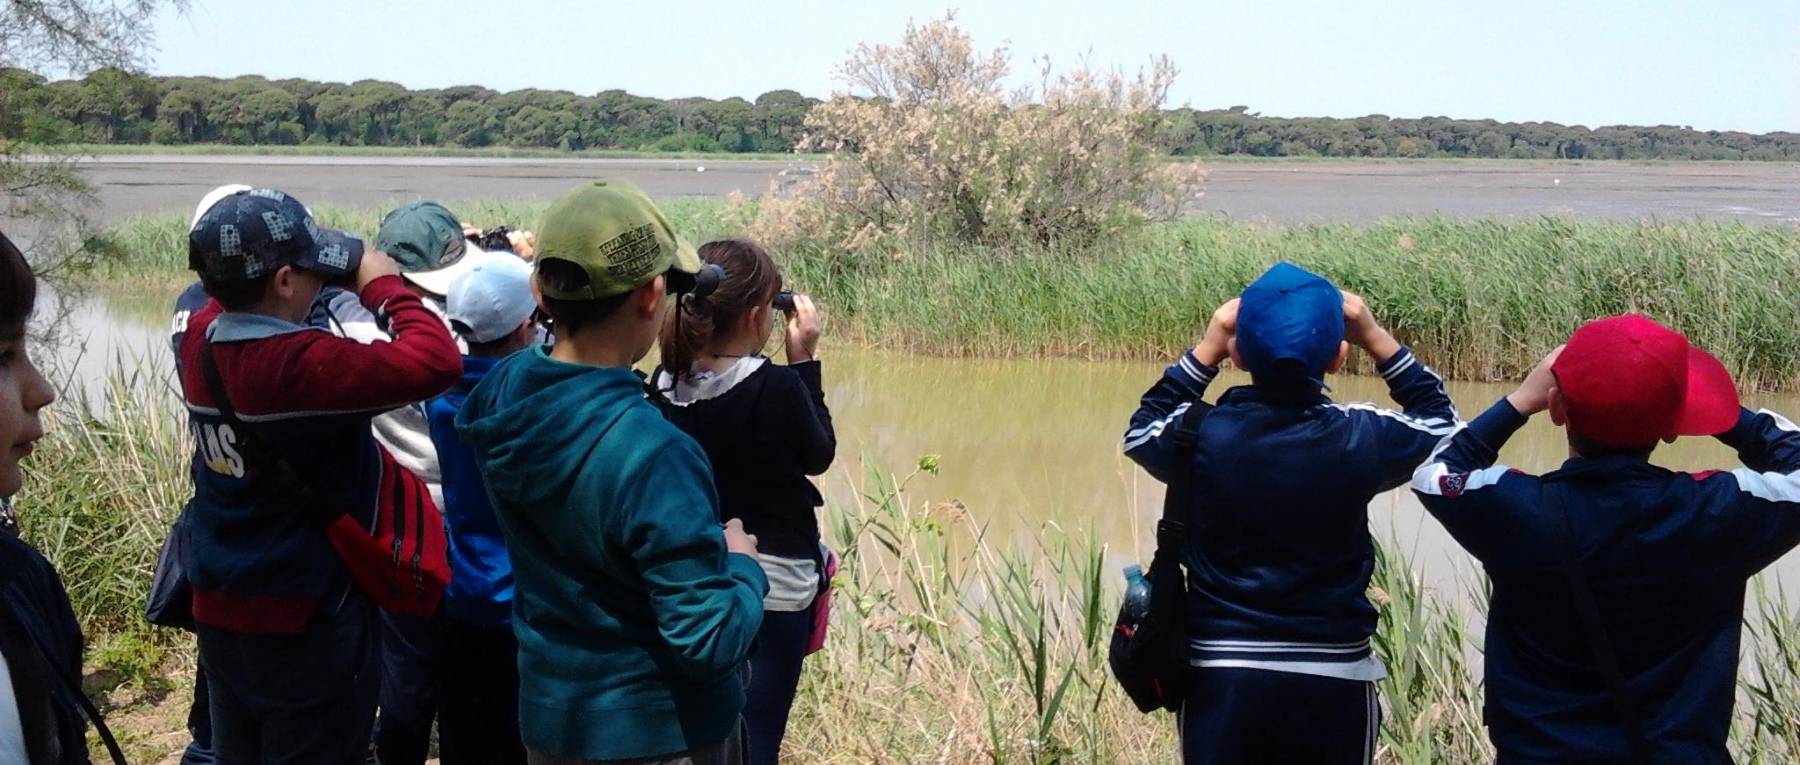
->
[534, 181, 700, 301]
[378, 201, 466, 274]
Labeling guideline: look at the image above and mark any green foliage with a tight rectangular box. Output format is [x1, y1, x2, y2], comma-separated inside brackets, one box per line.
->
[1, 68, 822, 153]
[5, 66, 1798, 159]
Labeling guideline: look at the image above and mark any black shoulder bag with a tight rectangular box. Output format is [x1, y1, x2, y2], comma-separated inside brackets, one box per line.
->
[1109, 402, 1208, 714]
[1546, 484, 1651, 762]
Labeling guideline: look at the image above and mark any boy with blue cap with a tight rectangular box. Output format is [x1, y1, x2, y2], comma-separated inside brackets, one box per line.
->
[178, 188, 461, 764]
[423, 257, 538, 765]
[1122, 262, 1459, 764]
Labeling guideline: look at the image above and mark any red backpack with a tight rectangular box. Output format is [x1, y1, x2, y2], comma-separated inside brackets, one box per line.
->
[203, 341, 449, 618]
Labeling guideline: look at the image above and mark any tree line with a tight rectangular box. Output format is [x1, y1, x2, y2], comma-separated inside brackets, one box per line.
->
[3, 67, 1797, 160]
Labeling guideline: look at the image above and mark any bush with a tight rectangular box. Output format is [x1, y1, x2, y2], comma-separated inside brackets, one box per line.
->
[753, 14, 1204, 254]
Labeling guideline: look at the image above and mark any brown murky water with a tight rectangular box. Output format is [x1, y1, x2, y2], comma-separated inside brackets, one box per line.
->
[44, 291, 1800, 605]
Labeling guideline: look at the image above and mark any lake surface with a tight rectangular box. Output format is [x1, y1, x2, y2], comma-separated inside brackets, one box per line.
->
[39, 156, 1800, 226]
[41, 288, 1800, 611]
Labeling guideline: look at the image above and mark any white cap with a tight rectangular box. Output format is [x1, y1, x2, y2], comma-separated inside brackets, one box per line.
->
[447, 256, 536, 344]
[406, 241, 504, 297]
[190, 184, 253, 230]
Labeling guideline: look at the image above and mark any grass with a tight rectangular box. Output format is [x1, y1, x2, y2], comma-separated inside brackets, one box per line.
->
[79, 200, 1800, 389]
[21, 365, 1800, 763]
[58, 143, 825, 162]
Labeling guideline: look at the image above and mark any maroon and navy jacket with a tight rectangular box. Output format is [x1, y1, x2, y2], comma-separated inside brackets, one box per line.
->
[1412, 399, 1800, 764]
[179, 275, 461, 634]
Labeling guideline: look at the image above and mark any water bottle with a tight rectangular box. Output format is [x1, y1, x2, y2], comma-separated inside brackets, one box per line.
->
[1122, 564, 1152, 623]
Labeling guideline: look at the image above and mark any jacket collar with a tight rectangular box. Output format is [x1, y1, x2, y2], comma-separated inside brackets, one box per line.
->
[1218, 383, 1332, 409]
[207, 310, 327, 343]
[1543, 454, 1670, 482]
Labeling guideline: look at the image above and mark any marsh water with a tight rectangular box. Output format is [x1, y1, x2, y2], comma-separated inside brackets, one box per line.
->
[42, 285, 1800, 610]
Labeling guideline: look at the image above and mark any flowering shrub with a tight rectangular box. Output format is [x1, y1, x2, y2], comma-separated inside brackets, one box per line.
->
[753, 14, 1205, 253]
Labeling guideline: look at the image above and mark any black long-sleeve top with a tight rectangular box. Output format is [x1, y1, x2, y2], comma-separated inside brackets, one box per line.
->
[655, 360, 836, 559]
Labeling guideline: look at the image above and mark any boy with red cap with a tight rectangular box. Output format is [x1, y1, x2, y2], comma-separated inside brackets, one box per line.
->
[1413, 314, 1800, 764]
[1124, 262, 1459, 764]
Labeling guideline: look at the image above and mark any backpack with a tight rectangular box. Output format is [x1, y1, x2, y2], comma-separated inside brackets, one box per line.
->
[201, 339, 449, 618]
[1109, 402, 1207, 714]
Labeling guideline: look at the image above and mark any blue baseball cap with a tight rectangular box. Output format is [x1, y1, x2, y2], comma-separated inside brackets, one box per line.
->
[447, 256, 536, 344]
[188, 188, 363, 283]
[1235, 262, 1345, 382]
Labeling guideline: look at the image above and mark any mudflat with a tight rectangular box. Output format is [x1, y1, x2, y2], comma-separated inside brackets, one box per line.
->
[65, 155, 1800, 225]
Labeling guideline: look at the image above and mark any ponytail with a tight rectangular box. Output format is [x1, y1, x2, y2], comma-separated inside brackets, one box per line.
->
[658, 239, 782, 377]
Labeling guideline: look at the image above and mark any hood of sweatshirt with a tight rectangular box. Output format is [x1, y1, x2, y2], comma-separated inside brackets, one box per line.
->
[455, 346, 648, 509]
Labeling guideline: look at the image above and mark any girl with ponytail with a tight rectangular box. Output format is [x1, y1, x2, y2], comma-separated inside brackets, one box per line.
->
[652, 239, 833, 765]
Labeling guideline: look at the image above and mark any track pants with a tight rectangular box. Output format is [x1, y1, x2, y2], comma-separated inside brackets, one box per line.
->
[1179, 667, 1380, 765]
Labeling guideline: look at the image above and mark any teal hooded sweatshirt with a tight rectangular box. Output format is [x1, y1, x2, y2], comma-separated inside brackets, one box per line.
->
[455, 347, 768, 760]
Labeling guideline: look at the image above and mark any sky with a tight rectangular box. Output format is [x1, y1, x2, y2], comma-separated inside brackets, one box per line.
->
[142, 0, 1800, 133]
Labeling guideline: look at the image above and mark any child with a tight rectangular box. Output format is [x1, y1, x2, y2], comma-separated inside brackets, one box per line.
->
[1413, 314, 1800, 764]
[650, 239, 833, 765]
[456, 181, 767, 764]
[425, 257, 538, 765]
[178, 189, 461, 765]
[0, 228, 93, 765]
[1122, 262, 1458, 764]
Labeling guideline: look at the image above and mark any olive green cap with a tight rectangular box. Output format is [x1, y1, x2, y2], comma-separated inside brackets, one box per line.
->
[533, 180, 700, 301]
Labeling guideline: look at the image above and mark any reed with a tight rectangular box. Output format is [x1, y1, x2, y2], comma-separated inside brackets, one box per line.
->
[81, 203, 1800, 388]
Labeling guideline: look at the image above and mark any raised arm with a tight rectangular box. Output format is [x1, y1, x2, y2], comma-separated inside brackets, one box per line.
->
[1339, 291, 1460, 488]
[1712, 408, 1800, 571]
[1123, 299, 1234, 484]
[1409, 348, 1559, 566]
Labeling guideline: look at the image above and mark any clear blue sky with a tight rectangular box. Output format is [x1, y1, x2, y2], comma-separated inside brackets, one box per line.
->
[145, 0, 1800, 133]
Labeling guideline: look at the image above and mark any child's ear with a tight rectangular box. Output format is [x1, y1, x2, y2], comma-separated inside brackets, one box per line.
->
[1326, 341, 1350, 374]
[1227, 337, 1241, 368]
[1548, 386, 1568, 426]
[271, 265, 296, 301]
[636, 275, 668, 318]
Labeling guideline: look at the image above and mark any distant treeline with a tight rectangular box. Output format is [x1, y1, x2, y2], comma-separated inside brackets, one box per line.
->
[5, 68, 1798, 160]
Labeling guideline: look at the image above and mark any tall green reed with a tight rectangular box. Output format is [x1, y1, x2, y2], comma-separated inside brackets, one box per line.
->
[82, 204, 1800, 388]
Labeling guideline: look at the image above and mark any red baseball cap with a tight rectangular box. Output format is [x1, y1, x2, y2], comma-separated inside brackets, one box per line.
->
[1551, 314, 1739, 448]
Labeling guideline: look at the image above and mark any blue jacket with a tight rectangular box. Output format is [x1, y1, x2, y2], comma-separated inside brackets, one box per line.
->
[426, 354, 513, 628]
[1123, 348, 1458, 676]
[456, 348, 767, 761]
[1413, 399, 1800, 764]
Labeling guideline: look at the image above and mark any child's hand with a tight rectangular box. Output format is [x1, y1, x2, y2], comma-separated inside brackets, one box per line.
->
[1192, 298, 1239, 367]
[784, 294, 822, 363]
[1341, 290, 1401, 361]
[356, 249, 401, 292]
[1506, 345, 1566, 416]
[724, 518, 760, 556]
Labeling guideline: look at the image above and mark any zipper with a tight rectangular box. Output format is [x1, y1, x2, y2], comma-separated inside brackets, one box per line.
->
[389, 470, 406, 568]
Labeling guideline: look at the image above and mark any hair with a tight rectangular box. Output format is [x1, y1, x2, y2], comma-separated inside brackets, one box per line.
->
[535, 259, 632, 337]
[1567, 430, 1656, 460]
[200, 272, 278, 310]
[0, 229, 35, 336]
[457, 319, 533, 358]
[658, 239, 783, 377]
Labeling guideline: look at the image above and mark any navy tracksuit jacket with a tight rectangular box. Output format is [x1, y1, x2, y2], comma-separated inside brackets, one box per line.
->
[1123, 348, 1459, 675]
[1414, 399, 1800, 765]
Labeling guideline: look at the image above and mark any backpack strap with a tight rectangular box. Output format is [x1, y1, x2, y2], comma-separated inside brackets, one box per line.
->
[11, 617, 128, 765]
[1544, 483, 1651, 761]
[1155, 402, 1209, 549]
